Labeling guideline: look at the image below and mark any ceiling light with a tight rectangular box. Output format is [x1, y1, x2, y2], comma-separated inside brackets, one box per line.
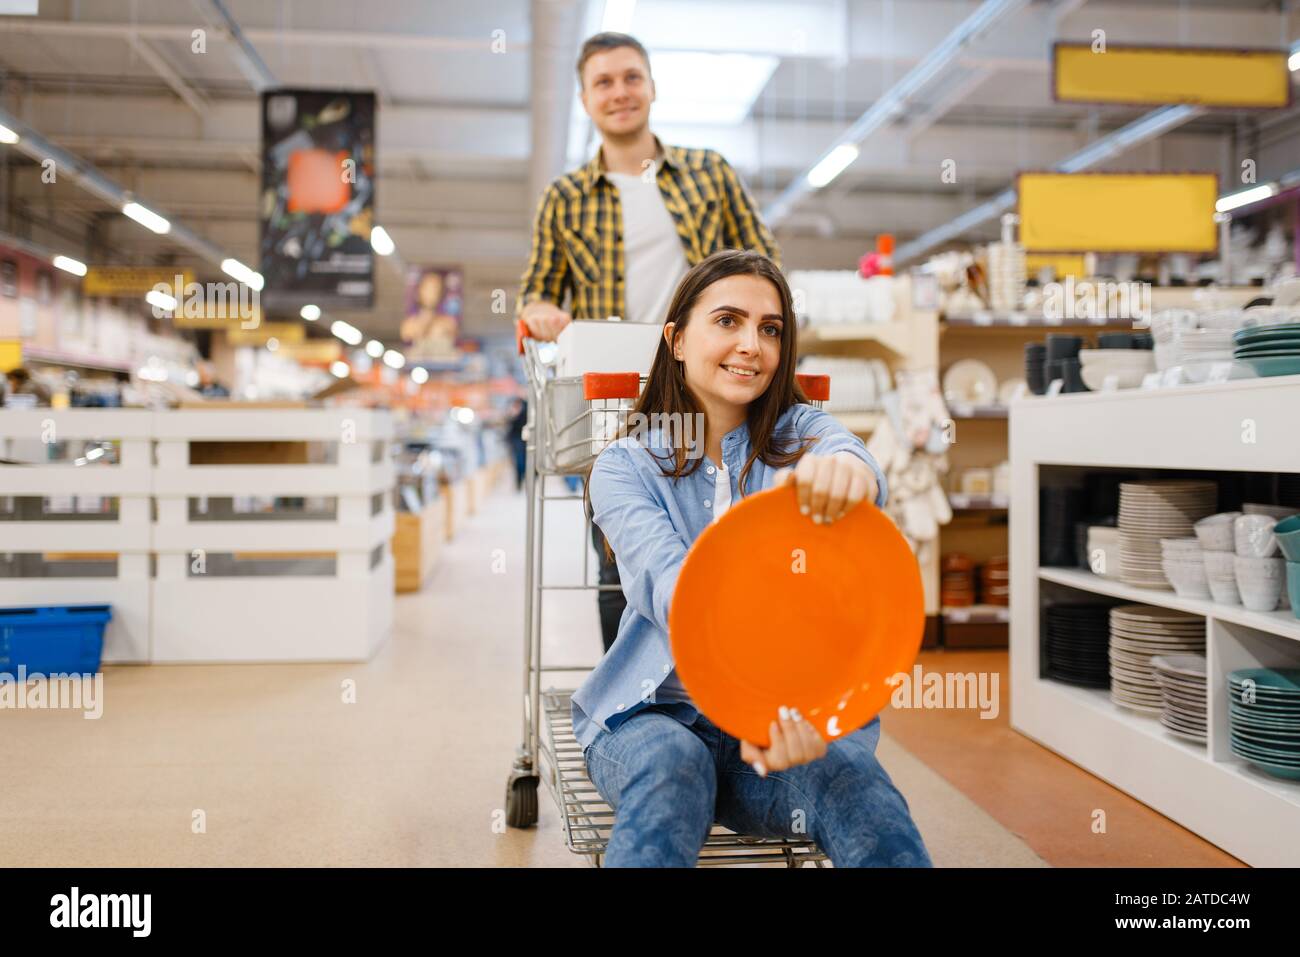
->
[300, 304, 321, 321]
[411, 367, 429, 384]
[807, 144, 859, 189]
[221, 258, 265, 292]
[370, 226, 395, 256]
[0, 123, 18, 144]
[1215, 183, 1277, 213]
[266, 337, 279, 351]
[365, 339, 384, 358]
[52, 255, 87, 277]
[383, 349, 405, 369]
[1290, 50, 1300, 72]
[122, 201, 171, 235]
[146, 289, 178, 312]
[648, 52, 778, 125]
[455, 407, 475, 425]
[330, 320, 363, 346]
[330, 361, 350, 378]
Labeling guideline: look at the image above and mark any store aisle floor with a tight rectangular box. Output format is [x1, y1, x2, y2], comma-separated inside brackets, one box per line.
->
[0, 471, 1215, 867]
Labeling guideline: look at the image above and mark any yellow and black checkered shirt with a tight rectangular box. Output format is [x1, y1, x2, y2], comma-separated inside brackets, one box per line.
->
[517, 140, 781, 321]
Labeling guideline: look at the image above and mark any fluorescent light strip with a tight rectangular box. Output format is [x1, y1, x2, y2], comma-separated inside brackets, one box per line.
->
[52, 255, 87, 277]
[365, 340, 384, 358]
[383, 349, 405, 369]
[122, 201, 171, 235]
[330, 320, 363, 346]
[806, 144, 859, 189]
[602, 0, 636, 32]
[411, 367, 429, 384]
[0, 123, 18, 145]
[370, 226, 395, 256]
[1216, 183, 1278, 213]
[221, 258, 265, 292]
[300, 304, 321, 321]
[330, 361, 351, 379]
[146, 289, 177, 312]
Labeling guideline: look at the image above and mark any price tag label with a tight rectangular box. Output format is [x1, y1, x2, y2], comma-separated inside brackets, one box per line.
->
[1010, 312, 1030, 326]
[952, 403, 972, 418]
[1088, 313, 1108, 325]
[1102, 374, 1120, 393]
[974, 312, 993, 327]
[1044, 313, 1064, 326]
[1141, 372, 1162, 391]
[1011, 382, 1028, 402]
[948, 608, 970, 623]
[1047, 379, 1065, 396]
[1161, 367, 1184, 388]
[1208, 361, 1233, 383]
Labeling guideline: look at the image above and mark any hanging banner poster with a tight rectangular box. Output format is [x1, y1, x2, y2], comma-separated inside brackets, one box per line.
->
[260, 89, 376, 309]
[401, 266, 464, 362]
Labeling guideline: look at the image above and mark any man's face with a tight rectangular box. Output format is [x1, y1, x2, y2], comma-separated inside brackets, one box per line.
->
[580, 46, 654, 139]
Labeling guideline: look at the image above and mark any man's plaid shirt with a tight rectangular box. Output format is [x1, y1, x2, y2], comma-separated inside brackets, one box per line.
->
[517, 140, 781, 320]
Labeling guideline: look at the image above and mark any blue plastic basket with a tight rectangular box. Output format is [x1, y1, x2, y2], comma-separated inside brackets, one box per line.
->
[0, 604, 112, 676]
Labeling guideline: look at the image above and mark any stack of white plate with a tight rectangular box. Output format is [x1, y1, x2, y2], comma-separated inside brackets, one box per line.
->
[1109, 605, 1206, 714]
[1118, 481, 1218, 588]
[1151, 654, 1208, 743]
[988, 241, 1026, 313]
[1177, 328, 1238, 380]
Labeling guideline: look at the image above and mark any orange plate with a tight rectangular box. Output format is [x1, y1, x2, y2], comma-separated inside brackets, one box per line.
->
[669, 483, 924, 748]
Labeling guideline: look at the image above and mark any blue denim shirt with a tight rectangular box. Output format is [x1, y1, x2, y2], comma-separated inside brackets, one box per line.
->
[572, 402, 889, 749]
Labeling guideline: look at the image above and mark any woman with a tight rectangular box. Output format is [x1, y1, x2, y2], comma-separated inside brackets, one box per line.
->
[575, 249, 931, 867]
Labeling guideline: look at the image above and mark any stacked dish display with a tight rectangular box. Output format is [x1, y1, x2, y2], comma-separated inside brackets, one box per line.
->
[1117, 480, 1217, 588]
[1025, 343, 1047, 395]
[1234, 513, 1288, 612]
[1232, 322, 1300, 378]
[1108, 605, 1205, 714]
[1044, 603, 1111, 688]
[1079, 348, 1155, 391]
[1227, 668, 1300, 780]
[1150, 654, 1207, 743]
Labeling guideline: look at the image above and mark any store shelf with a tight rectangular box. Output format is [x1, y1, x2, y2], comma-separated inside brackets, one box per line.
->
[23, 346, 132, 374]
[1039, 566, 1300, 642]
[944, 311, 1137, 329]
[1011, 378, 1300, 866]
[942, 604, 1009, 624]
[799, 320, 911, 356]
[948, 492, 1008, 510]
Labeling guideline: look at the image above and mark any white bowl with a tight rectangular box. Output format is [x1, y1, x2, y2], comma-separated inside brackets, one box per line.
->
[1238, 579, 1283, 613]
[1208, 578, 1241, 605]
[1194, 512, 1240, 552]
[1162, 559, 1211, 599]
[1079, 349, 1155, 368]
[1233, 554, 1286, 582]
[1203, 550, 1237, 580]
[1234, 515, 1278, 558]
[1081, 367, 1150, 391]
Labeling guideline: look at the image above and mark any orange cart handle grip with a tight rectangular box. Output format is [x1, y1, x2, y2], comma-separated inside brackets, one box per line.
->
[583, 372, 641, 401]
[516, 318, 530, 355]
[796, 373, 831, 401]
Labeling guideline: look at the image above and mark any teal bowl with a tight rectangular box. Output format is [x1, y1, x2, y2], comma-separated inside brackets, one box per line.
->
[1289, 562, 1300, 620]
[1275, 515, 1300, 562]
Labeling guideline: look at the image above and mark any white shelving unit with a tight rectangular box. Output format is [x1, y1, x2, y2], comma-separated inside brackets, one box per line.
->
[1009, 375, 1300, 867]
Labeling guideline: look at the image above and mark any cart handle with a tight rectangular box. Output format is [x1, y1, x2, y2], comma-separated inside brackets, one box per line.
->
[796, 373, 831, 401]
[583, 373, 641, 401]
[516, 318, 530, 355]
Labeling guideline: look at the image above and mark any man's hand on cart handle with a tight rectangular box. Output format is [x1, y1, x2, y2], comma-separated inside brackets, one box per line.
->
[520, 301, 574, 342]
[740, 706, 827, 776]
[773, 451, 878, 526]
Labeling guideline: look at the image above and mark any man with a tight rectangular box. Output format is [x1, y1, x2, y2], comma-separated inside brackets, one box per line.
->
[516, 31, 781, 652]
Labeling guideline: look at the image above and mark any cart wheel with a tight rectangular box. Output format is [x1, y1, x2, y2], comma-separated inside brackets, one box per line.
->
[505, 772, 539, 828]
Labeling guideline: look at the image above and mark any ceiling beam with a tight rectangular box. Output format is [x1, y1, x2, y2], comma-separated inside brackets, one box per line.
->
[127, 35, 208, 116]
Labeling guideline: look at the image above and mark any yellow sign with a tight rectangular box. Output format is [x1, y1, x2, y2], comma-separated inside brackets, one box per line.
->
[0, 340, 21, 373]
[226, 322, 305, 346]
[171, 305, 265, 329]
[277, 339, 342, 364]
[1025, 254, 1088, 280]
[1018, 173, 1218, 253]
[83, 267, 195, 297]
[1054, 43, 1291, 109]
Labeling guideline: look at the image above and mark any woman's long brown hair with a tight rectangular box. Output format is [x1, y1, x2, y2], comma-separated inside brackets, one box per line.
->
[584, 249, 815, 556]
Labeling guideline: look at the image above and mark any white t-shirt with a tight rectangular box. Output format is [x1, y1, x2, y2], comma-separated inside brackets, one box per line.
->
[605, 166, 690, 326]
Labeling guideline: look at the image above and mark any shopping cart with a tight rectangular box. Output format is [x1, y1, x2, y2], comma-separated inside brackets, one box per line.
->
[505, 319, 833, 867]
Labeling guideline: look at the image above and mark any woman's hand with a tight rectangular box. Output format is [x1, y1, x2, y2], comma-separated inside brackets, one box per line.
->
[740, 706, 827, 776]
[774, 451, 879, 524]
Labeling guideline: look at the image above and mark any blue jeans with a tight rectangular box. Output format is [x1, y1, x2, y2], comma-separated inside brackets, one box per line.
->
[583, 705, 932, 867]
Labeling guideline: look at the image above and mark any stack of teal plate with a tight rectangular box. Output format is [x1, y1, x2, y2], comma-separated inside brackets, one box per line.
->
[1228, 668, 1300, 780]
[1232, 323, 1300, 377]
